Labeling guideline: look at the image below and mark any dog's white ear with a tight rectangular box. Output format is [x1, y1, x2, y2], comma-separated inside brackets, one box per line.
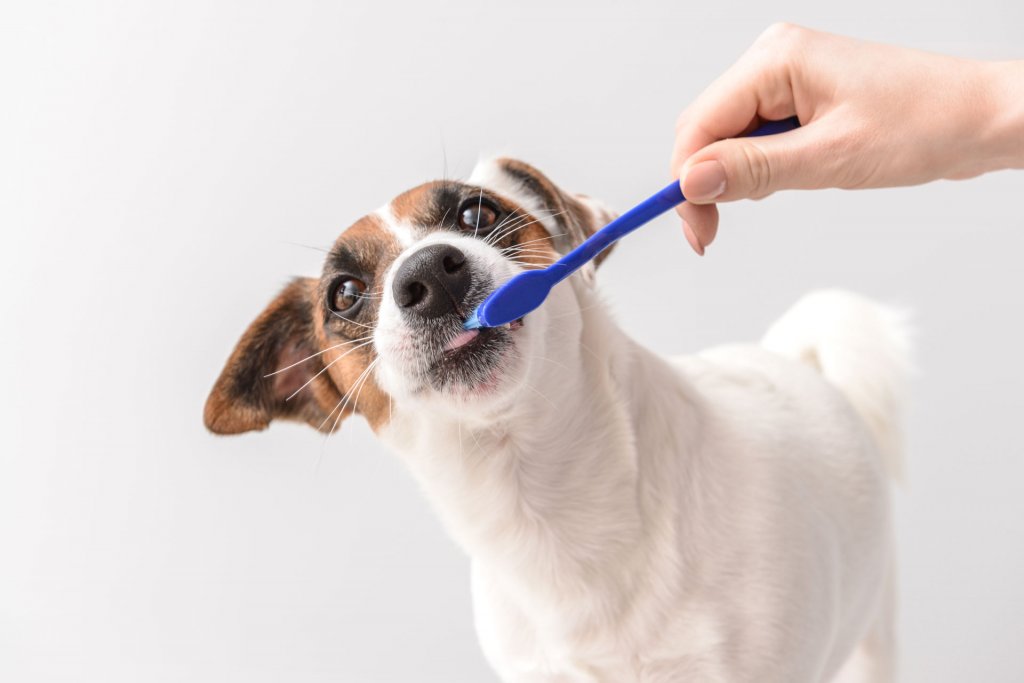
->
[473, 158, 619, 277]
[204, 278, 344, 435]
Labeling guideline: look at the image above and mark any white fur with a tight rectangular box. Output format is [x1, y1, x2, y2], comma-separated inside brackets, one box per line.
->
[372, 162, 910, 682]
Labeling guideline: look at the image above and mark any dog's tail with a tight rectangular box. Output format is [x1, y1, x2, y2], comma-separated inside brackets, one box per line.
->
[761, 289, 912, 482]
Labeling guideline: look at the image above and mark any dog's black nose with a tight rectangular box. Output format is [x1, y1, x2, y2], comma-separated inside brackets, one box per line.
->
[393, 244, 472, 319]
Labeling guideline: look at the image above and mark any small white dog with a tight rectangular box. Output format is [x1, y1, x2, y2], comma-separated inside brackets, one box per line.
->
[206, 158, 909, 682]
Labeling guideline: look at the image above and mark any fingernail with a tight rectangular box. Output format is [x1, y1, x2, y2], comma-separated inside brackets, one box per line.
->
[682, 220, 704, 256]
[682, 160, 727, 202]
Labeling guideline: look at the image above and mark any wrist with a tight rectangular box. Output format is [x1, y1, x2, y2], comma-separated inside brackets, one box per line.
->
[979, 61, 1024, 172]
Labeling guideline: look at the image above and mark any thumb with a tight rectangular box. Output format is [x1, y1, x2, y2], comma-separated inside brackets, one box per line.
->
[680, 125, 823, 203]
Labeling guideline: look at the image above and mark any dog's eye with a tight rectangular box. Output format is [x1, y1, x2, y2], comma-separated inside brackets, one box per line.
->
[330, 277, 367, 314]
[457, 198, 500, 235]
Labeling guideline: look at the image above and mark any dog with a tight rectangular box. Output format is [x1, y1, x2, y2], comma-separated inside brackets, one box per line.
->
[205, 157, 909, 682]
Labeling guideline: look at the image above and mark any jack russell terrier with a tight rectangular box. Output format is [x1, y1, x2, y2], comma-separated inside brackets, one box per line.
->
[205, 158, 909, 683]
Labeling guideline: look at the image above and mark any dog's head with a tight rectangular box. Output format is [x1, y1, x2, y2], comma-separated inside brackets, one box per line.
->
[204, 158, 616, 436]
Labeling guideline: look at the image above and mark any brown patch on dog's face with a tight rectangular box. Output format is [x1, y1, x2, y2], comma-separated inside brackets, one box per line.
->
[491, 158, 617, 266]
[390, 179, 564, 270]
[204, 215, 402, 435]
[390, 182, 443, 227]
[204, 278, 343, 434]
[314, 214, 402, 430]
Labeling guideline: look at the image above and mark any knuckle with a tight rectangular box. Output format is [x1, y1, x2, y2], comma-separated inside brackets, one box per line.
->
[736, 143, 775, 198]
[675, 112, 692, 138]
[674, 110, 690, 134]
[674, 108, 707, 139]
[827, 122, 878, 188]
[756, 22, 806, 56]
[759, 21, 801, 42]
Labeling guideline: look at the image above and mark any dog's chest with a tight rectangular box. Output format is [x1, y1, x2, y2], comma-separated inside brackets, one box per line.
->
[469, 560, 734, 683]
[471, 563, 633, 681]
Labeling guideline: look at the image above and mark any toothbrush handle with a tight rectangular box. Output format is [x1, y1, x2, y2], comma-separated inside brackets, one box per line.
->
[547, 116, 800, 285]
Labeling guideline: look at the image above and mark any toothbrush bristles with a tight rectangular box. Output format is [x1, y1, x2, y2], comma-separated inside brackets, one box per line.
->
[463, 310, 482, 330]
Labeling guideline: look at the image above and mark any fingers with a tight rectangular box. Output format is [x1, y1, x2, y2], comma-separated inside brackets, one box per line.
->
[669, 26, 811, 255]
[671, 24, 805, 181]
[669, 24, 832, 252]
[682, 124, 828, 202]
[671, 71, 766, 182]
[675, 200, 718, 255]
[674, 128, 820, 252]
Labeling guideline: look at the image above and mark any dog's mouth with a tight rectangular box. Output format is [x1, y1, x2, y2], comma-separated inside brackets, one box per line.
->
[443, 318, 524, 353]
[424, 317, 525, 392]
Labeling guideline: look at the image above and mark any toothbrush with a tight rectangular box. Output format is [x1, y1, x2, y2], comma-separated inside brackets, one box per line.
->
[463, 116, 800, 330]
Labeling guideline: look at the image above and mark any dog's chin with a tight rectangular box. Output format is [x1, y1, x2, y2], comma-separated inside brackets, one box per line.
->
[426, 317, 525, 400]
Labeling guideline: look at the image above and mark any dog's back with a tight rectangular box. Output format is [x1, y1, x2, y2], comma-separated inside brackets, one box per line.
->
[763, 289, 909, 682]
[762, 289, 911, 482]
[653, 289, 909, 682]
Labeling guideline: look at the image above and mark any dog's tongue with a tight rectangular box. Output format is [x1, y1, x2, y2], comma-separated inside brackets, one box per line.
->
[445, 329, 479, 352]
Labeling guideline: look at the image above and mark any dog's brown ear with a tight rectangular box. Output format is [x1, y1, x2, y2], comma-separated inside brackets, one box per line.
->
[204, 278, 343, 435]
[492, 158, 619, 267]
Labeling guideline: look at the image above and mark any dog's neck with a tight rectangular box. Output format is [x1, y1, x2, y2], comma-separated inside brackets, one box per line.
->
[380, 290, 700, 607]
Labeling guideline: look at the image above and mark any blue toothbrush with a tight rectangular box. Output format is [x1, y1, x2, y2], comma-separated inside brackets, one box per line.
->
[463, 116, 800, 330]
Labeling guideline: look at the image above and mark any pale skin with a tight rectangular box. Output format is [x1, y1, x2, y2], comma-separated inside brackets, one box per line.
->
[671, 23, 1024, 254]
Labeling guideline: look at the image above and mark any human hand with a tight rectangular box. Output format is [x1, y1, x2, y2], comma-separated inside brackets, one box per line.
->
[671, 24, 1024, 254]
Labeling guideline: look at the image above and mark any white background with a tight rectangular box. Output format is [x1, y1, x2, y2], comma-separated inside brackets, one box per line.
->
[2, 1, 1022, 681]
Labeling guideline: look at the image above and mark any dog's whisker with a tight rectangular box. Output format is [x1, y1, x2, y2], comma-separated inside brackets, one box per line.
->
[489, 205, 561, 236]
[486, 209, 563, 246]
[506, 247, 555, 255]
[530, 354, 573, 373]
[522, 382, 557, 411]
[330, 358, 381, 435]
[484, 213, 529, 246]
[319, 380, 356, 435]
[284, 339, 375, 401]
[317, 355, 381, 436]
[467, 423, 485, 453]
[546, 301, 605, 319]
[334, 358, 380, 429]
[507, 261, 553, 270]
[505, 252, 555, 260]
[486, 209, 537, 241]
[485, 212, 545, 245]
[264, 336, 374, 377]
[314, 356, 379, 473]
[504, 247, 557, 255]
[473, 187, 484, 238]
[330, 311, 376, 329]
[436, 206, 451, 231]
[502, 251, 551, 260]
[281, 241, 331, 253]
[503, 248, 557, 258]
[504, 233, 565, 250]
[345, 358, 379, 427]
[507, 256, 555, 268]
[577, 339, 602, 363]
[488, 210, 520, 234]
[487, 210, 568, 246]
[502, 242, 560, 253]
